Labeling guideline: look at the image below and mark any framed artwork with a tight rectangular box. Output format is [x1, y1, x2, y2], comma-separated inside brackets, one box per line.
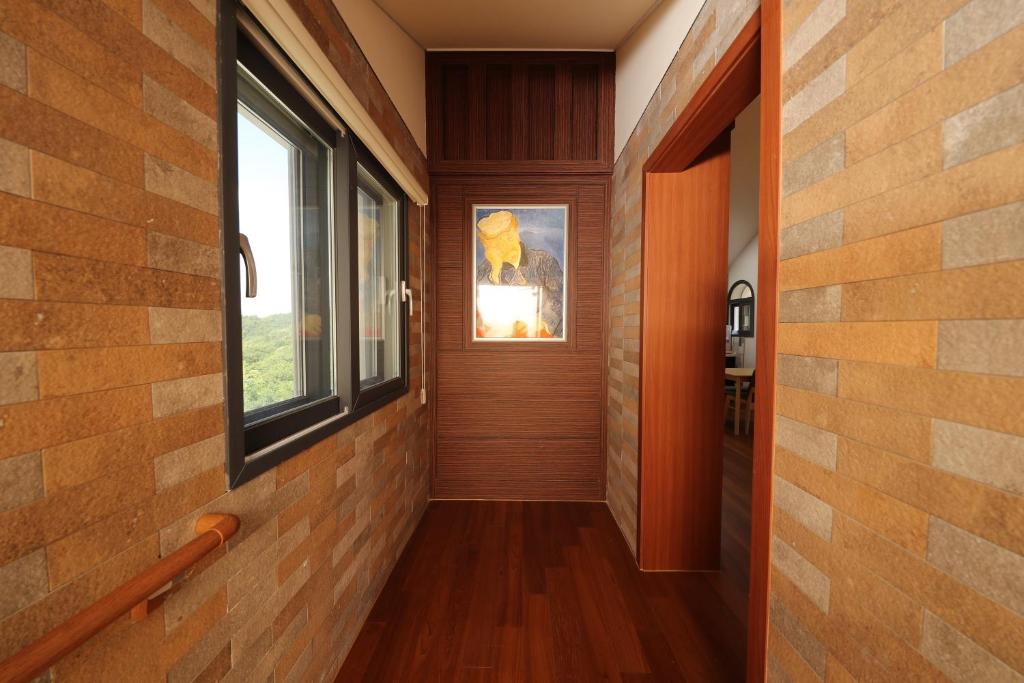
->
[472, 205, 568, 341]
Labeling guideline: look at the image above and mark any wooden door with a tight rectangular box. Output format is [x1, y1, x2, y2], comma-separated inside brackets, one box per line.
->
[639, 133, 731, 570]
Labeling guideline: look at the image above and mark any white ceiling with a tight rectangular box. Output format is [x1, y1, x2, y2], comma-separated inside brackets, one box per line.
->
[371, 0, 661, 51]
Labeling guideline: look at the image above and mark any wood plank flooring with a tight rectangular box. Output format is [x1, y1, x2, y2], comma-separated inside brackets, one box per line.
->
[722, 428, 754, 600]
[336, 428, 753, 682]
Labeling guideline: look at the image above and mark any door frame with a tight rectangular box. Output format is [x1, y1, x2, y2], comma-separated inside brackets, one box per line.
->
[636, 4, 781, 680]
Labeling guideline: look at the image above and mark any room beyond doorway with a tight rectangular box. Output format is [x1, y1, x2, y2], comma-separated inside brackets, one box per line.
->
[726, 96, 761, 374]
[721, 95, 760, 607]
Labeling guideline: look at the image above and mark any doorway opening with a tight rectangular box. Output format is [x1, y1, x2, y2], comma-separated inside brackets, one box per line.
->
[722, 94, 760, 608]
[636, 6, 780, 680]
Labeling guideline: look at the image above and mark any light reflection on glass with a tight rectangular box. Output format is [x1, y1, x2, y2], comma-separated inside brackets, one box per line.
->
[476, 285, 544, 339]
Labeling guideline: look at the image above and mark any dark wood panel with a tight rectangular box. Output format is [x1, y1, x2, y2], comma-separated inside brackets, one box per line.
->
[337, 501, 747, 681]
[440, 64, 469, 161]
[639, 133, 732, 571]
[436, 353, 603, 439]
[428, 52, 611, 501]
[431, 176, 609, 498]
[527, 65, 556, 160]
[427, 52, 614, 174]
[570, 64, 600, 161]
[485, 64, 514, 160]
[433, 441, 603, 500]
[434, 183, 469, 350]
[574, 184, 608, 353]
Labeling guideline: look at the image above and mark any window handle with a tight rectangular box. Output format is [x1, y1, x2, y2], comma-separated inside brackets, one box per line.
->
[400, 280, 413, 317]
[239, 233, 257, 298]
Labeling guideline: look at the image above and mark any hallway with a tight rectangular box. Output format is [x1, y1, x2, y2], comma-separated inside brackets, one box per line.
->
[338, 500, 747, 681]
[2, 0, 1021, 680]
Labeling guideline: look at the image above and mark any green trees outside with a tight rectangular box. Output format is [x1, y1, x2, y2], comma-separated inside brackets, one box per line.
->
[242, 313, 297, 411]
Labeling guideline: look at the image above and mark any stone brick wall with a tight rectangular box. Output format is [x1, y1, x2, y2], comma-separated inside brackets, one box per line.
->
[606, 0, 760, 556]
[0, 0, 430, 680]
[608, 0, 1024, 679]
[770, 0, 1023, 678]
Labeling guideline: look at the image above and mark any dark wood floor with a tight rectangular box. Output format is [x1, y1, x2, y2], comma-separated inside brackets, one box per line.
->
[722, 427, 754, 601]
[338, 429, 752, 682]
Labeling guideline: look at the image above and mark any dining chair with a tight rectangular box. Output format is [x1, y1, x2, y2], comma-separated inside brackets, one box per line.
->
[743, 373, 756, 435]
[724, 376, 749, 431]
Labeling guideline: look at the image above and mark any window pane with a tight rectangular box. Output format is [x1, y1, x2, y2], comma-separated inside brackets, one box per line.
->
[357, 164, 400, 389]
[237, 70, 333, 417]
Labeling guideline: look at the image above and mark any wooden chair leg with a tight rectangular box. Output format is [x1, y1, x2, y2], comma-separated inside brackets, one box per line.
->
[744, 387, 755, 435]
[734, 381, 742, 435]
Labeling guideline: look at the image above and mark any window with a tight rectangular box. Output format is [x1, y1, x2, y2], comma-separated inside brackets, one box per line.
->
[348, 147, 408, 412]
[357, 164, 401, 389]
[222, 11, 409, 487]
[727, 280, 755, 338]
[237, 64, 333, 417]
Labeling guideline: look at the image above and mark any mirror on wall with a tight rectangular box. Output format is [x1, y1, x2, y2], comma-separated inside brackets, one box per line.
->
[727, 280, 755, 337]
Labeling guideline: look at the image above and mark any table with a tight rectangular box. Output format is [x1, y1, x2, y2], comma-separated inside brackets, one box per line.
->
[725, 367, 754, 435]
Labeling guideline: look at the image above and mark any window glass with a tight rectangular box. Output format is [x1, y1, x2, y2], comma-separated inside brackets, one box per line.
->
[237, 69, 333, 418]
[356, 164, 401, 388]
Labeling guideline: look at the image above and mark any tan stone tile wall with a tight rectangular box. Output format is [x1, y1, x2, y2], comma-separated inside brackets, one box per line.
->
[610, 0, 1024, 679]
[0, 0, 431, 680]
[770, 0, 1024, 678]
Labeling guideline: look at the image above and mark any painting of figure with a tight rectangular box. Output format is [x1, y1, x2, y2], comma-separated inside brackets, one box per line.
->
[473, 205, 568, 341]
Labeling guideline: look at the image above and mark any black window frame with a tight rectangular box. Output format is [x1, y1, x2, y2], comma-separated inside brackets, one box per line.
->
[348, 139, 409, 413]
[235, 37, 339, 451]
[219, 5, 409, 489]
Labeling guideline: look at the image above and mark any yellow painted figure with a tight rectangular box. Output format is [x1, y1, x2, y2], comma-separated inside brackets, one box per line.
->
[476, 210, 523, 284]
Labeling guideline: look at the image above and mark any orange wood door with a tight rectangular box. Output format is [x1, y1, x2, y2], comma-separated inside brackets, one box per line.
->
[639, 134, 731, 571]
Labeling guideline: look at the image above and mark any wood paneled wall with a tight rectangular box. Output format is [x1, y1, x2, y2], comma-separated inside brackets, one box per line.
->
[427, 53, 614, 175]
[428, 52, 613, 500]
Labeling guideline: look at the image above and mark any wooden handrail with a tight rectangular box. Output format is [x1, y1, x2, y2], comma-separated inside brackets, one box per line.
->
[0, 513, 240, 683]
